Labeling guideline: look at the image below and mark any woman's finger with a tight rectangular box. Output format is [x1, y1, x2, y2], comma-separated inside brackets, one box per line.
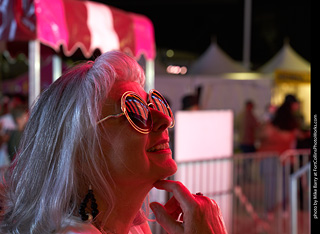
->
[153, 180, 228, 234]
[153, 180, 196, 210]
[150, 202, 184, 234]
[163, 196, 183, 220]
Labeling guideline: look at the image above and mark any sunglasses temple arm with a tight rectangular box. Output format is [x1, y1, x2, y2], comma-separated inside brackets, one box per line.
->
[97, 113, 125, 124]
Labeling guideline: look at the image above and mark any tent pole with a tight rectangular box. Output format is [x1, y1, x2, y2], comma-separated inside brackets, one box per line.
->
[243, 0, 252, 70]
[145, 59, 155, 91]
[52, 54, 62, 82]
[28, 40, 41, 108]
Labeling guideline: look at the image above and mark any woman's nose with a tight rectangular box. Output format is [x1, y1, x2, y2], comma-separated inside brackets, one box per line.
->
[150, 109, 172, 132]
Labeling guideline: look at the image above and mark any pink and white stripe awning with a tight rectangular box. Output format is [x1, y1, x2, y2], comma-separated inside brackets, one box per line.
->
[0, 0, 156, 60]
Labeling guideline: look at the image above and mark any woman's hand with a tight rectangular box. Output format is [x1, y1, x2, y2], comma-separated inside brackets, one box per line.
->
[150, 180, 228, 234]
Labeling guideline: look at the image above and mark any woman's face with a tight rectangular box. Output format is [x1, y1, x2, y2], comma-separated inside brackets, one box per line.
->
[99, 81, 177, 187]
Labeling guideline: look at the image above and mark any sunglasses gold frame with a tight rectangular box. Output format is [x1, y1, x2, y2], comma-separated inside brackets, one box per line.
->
[97, 89, 174, 134]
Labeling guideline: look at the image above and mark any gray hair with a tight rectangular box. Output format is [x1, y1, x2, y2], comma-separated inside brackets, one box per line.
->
[0, 51, 145, 233]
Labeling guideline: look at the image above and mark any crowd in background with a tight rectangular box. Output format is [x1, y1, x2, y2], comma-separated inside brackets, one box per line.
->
[234, 94, 310, 155]
[0, 94, 29, 167]
[179, 91, 311, 155]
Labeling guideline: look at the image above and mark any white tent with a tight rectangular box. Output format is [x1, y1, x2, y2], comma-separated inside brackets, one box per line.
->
[188, 42, 248, 75]
[258, 42, 310, 73]
[258, 42, 311, 124]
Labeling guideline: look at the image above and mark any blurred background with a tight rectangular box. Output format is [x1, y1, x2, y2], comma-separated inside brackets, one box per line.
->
[98, 0, 310, 69]
[0, 0, 311, 233]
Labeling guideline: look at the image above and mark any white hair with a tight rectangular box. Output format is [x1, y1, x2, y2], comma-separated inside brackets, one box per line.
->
[0, 51, 145, 233]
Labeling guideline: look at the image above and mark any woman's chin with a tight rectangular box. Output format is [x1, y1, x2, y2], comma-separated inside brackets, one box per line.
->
[157, 159, 178, 179]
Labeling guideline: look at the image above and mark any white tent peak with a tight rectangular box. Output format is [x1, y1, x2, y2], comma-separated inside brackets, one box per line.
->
[258, 42, 310, 73]
[188, 41, 248, 75]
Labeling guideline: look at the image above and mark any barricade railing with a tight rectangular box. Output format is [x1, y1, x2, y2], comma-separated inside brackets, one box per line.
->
[0, 149, 311, 234]
[233, 149, 310, 234]
[148, 148, 311, 234]
[290, 163, 311, 234]
[280, 149, 311, 234]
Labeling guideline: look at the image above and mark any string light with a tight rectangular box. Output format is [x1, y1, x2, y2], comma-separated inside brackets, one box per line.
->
[166, 65, 188, 75]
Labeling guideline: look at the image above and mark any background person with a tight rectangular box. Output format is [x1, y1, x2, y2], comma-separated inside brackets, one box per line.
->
[258, 94, 302, 217]
[0, 95, 27, 167]
[236, 100, 260, 153]
[258, 94, 300, 154]
[181, 94, 200, 111]
[7, 104, 29, 161]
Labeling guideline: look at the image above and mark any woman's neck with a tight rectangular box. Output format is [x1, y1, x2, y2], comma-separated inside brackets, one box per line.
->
[96, 182, 153, 234]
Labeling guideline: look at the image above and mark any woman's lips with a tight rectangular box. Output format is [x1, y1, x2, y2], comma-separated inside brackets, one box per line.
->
[147, 142, 170, 152]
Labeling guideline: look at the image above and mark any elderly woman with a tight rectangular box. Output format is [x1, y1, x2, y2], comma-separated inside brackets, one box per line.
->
[0, 51, 226, 234]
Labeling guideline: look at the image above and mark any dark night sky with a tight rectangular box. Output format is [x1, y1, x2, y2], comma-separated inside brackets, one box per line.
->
[95, 0, 311, 69]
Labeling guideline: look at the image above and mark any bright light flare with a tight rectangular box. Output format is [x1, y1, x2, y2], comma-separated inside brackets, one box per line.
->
[166, 65, 188, 75]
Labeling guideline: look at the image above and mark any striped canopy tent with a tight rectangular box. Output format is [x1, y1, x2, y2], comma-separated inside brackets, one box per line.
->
[0, 0, 156, 106]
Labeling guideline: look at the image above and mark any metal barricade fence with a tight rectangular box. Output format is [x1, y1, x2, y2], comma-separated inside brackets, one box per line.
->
[148, 149, 311, 234]
[290, 163, 311, 234]
[280, 149, 311, 234]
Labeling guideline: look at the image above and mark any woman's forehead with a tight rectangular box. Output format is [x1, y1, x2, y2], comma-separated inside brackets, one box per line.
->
[108, 81, 147, 101]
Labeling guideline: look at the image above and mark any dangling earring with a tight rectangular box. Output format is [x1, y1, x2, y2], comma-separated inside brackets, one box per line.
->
[79, 185, 99, 221]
